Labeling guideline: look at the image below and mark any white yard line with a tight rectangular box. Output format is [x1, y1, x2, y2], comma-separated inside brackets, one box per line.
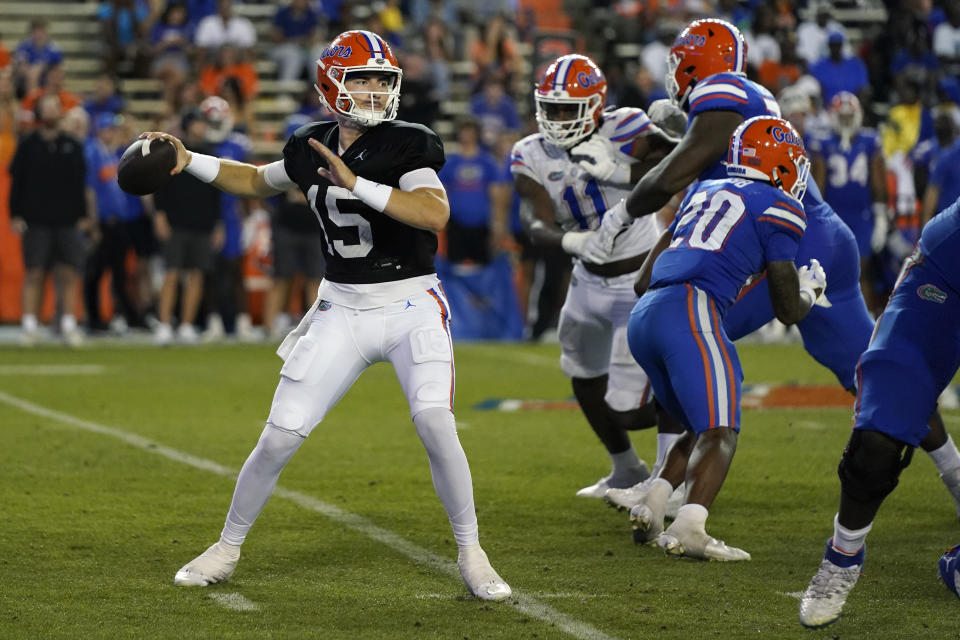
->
[0, 390, 620, 640]
[209, 592, 260, 612]
[0, 364, 106, 375]
[464, 348, 558, 368]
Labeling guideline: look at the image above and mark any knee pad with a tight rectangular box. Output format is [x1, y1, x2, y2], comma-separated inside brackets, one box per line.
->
[837, 429, 914, 503]
[414, 407, 458, 452]
[255, 424, 305, 463]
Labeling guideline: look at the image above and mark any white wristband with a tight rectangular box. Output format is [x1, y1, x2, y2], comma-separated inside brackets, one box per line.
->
[351, 176, 393, 212]
[184, 153, 220, 183]
[799, 286, 816, 307]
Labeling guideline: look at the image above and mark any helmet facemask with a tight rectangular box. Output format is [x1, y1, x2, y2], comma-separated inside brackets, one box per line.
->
[665, 52, 684, 107]
[535, 91, 602, 149]
[316, 66, 403, 128]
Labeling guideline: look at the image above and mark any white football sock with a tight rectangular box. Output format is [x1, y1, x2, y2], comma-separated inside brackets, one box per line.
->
[927, 435, 960, 474]
[414, 408, 479, 547]
[610, 446, 644, 477]
[220, 425, 304, 546]
[673, 502, 708, 529]
[22, 314, 37, 332]
[832, 513, 872, 555]
[653, 432, 683, 476]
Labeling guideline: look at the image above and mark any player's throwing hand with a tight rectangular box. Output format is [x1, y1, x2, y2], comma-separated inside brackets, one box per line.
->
[139, 132, 190, 175]
[309, 138, 357, 190]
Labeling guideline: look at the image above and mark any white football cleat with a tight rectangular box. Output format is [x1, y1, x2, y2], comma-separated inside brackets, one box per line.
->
[605, 479, 652, 511]
[154, 323, 173, 346]
[576, 463, 649, 499]
[940, 466, 960, 518]
[174, 541, 241, 587]
[177, 323, 199, 344]
[457, 544, 511, 601]
[628, 479, 672, 544]
[798, 542, 864, 628]
[62, 327, 84, 348]
[656, 520, 751, 562]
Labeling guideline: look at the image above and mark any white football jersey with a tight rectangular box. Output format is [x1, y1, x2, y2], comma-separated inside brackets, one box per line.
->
[510, 107, 660, 262]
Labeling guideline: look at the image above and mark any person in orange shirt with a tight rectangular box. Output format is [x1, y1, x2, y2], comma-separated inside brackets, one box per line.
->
[20, 65, 81, 128]
[198, 44, 258, 101]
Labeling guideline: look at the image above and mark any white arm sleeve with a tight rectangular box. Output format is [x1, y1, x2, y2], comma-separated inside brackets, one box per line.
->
[263, 160, 296, 191]
[399, 167, 444, 193]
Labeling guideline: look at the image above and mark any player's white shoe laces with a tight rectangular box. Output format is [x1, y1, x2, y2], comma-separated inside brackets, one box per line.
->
[576, 463, 649, 499]
[798, 557, 862, 628]
[656, 520, 751, 562]
[174, 541, 241, 587]
[457, 544, 511, 601]
[940, 466, 960, 518]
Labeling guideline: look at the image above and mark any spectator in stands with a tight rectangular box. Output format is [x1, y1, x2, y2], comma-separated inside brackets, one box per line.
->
[84, 73, 126, 122]
[424, 17, 452, 101]
[198, 96, 254, 341]
[83, 113, 141, 333]
[61, 106, 90, 141]
[0, 68, 19, 157]
[470, 13, 522, 89]
[882, 73, 933, 157]
[199, 44, 258, 102]
[810, 31, 870, 105]
[604, 61, 647, 110]
[641, 24, 677, 89]
[397, 51, 440, 129]
[922, 109, 960, 226]
[745, 4, 781, 71]
[470, 76, 520, 149]
[195, 0, 256, 53]
[438, 119, 509, 265]
[934, 0, 960, 72]
[21, 65, 82, 130]
[98, 0, 154, 77]
[269, 0, 320, 82]
[152, 109, 222, 345]
[913, 104, 960, 199]
[758, 32, 803, 94]
[150, 2, 194, 103]
[10, 93, 90, 346]
[13, 20, 64, 96]
[263, 186, 325, 340]
[219, 75, 254, 134]
[378, 0, 405, 43]
[890, 23, 939, 91]
[796, 3, 843, 66]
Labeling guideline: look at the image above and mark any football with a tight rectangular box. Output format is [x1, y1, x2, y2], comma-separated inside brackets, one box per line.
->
[117, 137, 177, 195]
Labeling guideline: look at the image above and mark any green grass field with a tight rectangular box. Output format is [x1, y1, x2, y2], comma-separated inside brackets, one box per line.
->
[1, 342, 957, 639]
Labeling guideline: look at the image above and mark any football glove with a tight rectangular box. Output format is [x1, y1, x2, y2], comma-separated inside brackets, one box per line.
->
[570, 136, 630, 183]
[871, 202, 890, 254]
[561, 229, 607, 264]
[647, 99, 687, 142]
[596, 199, 634, 255]
[797, 258, 828, 307]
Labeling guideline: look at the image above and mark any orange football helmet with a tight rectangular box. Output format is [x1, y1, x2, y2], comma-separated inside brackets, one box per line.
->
[315, 30, 402, 127]
[828, 91, 863, 139]
[534, 54, 607, 149]
[726, 116, 810, 201]
[666, 19, 747, 109]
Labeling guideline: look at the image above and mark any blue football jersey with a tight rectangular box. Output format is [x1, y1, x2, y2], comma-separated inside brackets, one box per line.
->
[918, 197, 960, 292]
[807, 131, 879, 216]
[651, 178, 806, 312]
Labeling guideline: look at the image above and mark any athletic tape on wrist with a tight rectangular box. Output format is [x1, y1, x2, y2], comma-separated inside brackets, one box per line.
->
[799, 287, 816, 307]
[184, 153, 220, 183]
[351, 176, 393, 212]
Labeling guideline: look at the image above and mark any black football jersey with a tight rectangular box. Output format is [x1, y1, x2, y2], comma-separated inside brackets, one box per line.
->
[282, 119, 445, 284]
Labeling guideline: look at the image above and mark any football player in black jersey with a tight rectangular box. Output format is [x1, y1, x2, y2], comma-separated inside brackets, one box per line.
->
[143, 30, 510, 601]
